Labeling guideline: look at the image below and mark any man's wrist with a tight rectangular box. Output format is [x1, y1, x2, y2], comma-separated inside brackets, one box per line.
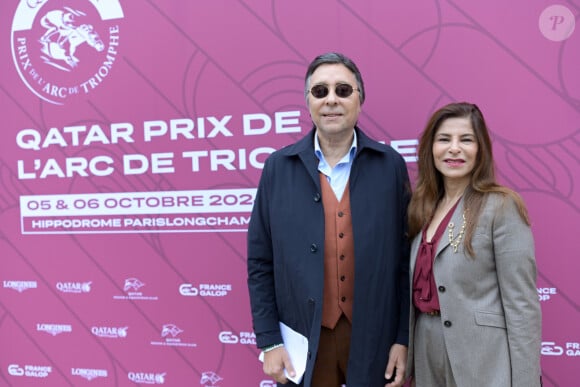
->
[262, 343, 284, 353]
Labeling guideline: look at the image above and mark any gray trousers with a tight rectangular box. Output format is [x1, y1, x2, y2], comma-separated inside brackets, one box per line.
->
[414, 313, 458, 387]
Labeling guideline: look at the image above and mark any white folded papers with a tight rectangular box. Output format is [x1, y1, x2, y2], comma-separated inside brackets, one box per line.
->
[259, 322, 308, 384]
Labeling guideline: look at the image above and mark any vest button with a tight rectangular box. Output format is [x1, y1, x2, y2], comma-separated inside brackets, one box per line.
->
[338, 211, 344, 217]
[339, 255, 345, 260]
[341, 296, 346, 302]
[444, 320, 452, 327]
[340, 275, 345, 281]
[438, 286, 446, 292]
[313, 193, 321, 202]
[310, 244, 318, 253]
[338, 232, 344, 238]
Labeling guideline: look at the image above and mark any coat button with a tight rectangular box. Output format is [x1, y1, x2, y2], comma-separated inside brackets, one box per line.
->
[338, 232, 344, 238]
[339, 254, 345, 260]
[310, 244, 318, 253]
[438, 286, 446, 292]
[307, 351, 311, 359]
[338, 211, 344, 217]
[308, 298, 315, 305]
[313, 193, 321, 202]
[340, 275, 345, 281]
[444, 320, 452, 327]
[341, 296, 346, 302]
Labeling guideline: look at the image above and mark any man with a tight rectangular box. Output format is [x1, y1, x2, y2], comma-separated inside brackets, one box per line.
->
[247, 52, 410, 386]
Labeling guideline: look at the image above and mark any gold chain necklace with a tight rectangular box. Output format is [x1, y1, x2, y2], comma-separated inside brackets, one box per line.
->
[448, 211, 466, 253]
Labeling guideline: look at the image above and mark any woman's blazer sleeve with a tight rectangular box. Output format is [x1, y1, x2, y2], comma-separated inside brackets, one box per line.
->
[492, 195, 542, 387]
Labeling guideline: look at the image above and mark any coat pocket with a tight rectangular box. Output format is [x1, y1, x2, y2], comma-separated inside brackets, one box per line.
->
[474, 310, 506, 329]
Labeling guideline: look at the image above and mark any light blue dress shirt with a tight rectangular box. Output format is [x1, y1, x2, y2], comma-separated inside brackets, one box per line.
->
[314, 130, 357, 201]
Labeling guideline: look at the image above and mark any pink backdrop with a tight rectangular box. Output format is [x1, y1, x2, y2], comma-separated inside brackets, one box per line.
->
[1, 1, 578, 386]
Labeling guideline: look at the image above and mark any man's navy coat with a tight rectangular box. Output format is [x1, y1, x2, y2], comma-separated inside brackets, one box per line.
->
[247, 127, 411, 386]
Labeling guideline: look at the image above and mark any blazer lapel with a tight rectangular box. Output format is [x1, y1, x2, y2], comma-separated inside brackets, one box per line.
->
[410, 234, 421, 278]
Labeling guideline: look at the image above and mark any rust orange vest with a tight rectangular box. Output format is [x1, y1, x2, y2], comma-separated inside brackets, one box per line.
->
[320, 174, 355, 329]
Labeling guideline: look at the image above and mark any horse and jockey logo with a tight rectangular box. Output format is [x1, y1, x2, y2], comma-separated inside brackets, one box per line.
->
[11, 0, 124, 104]
[39, 7, 105, 70]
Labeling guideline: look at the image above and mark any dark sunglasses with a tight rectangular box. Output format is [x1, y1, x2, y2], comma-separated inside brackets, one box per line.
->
[309, 83, 359, 99]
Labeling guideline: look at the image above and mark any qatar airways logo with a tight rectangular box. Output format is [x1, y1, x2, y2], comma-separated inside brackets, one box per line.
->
[3, 280, 37, 293]
[11, 0, 124, 104]
[128, 371, 166, 384]
[56, 281, 91, 293]
[71, 367, 108, 381]
[91, 326, 128, 339]
[37, 323, 72, 336]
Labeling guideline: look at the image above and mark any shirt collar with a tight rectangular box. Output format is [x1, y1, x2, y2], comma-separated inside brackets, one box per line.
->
[314, 130, 358, 163]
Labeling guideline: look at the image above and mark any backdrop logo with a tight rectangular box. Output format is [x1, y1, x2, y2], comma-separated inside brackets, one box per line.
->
[179, 283, 232, 297]
[200, 371, 222, 386]
[124, 277, 145, 292]
[91, 326, 128, 339]
[218, 331, 238, 344]
[8, 364, 52, 378]
[3, 280, 37, 293]
[37, 323, 72, 336]
[71, 368, 108, 381]
[150, 324, 196, 348]
[56, 281, 92, 293]
[161, 324, 183, 338]
[11, 0, 124, 104]
[537, 287, 557, 302]
[128, 371, 166, 384]
[541, 341, 580, 356]
[113, 277, 159, 300]
[218, 331, 256, 345]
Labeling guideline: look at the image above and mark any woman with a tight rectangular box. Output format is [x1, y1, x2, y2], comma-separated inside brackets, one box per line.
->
[406, 102, 542, 386]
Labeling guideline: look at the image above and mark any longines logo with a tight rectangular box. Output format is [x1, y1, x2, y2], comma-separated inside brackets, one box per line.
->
[71, 367, 108, 381]
[11, 0, 124, 104]
[37, 323, 72, 336]
[3, 280, 37, 293]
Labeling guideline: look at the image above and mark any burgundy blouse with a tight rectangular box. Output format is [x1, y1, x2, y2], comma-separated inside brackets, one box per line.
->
[412, 200, 460, 313]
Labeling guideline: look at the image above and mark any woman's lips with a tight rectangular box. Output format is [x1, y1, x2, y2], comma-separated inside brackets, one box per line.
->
[444, 159, 465, 167]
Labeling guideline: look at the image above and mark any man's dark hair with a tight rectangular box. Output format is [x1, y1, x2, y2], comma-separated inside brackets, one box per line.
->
[304, 52, 365, 104]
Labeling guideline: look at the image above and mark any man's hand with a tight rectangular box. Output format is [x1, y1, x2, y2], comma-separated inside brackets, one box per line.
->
[262, 346, 296, 384]
[384, 343, 407, 387]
